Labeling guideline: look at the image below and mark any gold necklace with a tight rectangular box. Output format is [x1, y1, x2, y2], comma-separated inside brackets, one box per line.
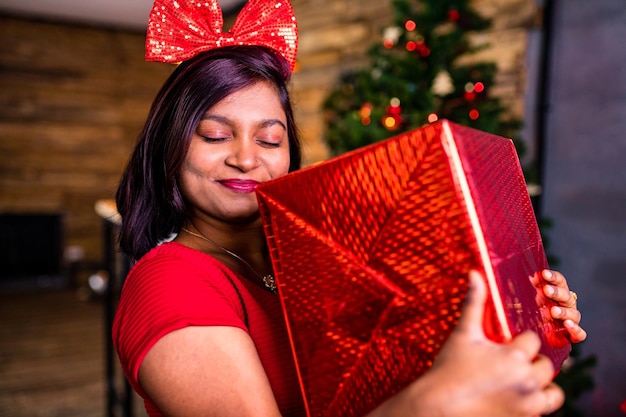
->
[180, 227, 277, 294]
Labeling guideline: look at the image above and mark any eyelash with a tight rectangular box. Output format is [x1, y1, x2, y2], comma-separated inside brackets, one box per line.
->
[201, 136, 228, 143]
[260, 140, 281, 148]
[200, 136, 281, 148]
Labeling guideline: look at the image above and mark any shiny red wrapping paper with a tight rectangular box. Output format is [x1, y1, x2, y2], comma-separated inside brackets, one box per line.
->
[256, 120, 571, 417]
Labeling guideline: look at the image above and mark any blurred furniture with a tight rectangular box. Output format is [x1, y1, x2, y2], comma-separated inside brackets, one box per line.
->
[96, 199, 134, 417]
[0, 212, 65, 290]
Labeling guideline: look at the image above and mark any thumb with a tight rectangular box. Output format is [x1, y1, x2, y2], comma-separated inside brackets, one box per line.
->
[455, 270, 488, 337]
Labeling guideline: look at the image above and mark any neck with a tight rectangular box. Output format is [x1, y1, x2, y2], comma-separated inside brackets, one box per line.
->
[186, 218, 265, 252]
[178, 220, 276, 293]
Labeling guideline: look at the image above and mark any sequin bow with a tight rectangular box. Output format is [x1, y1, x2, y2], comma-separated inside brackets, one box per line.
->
[146, 0, 298, 72]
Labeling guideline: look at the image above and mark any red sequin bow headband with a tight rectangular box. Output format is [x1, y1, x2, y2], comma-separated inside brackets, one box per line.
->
[146, 0, 299, 72]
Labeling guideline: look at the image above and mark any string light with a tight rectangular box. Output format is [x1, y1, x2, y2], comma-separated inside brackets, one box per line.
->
[448, 8, 460, 21]
[464, 91, 476, 101]
[383, 116, 397, 129]
[383, 26, 402, 49]
[464, 81, 485, 101]
[382, 98, 402, 131]
[359, 102, 373, 126]
[417, 41, 430, 57]
[465, 81, 485, 94]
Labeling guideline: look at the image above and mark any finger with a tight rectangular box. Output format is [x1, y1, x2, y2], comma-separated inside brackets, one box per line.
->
[514, 354, 555, 396]
[529, 270, 541, 287]
[543, 284, 575, 306]
[564, 319, 588, 343]
[542, 270, 579, 306]
[550, 305, 582, 324]
[564, 290, 577, 308]
[532, 355, 557, 386]
[521, 381, 564, 417]
[508, 330, 542, 362]
[549, 305, 587, 344]
[541, 269, 567, 288]
[456, 270, 488, 337]
[541, 383, 565, 416]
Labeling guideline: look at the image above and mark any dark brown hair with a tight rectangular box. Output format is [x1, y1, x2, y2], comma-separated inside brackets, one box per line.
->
[116, 46, 301, 260]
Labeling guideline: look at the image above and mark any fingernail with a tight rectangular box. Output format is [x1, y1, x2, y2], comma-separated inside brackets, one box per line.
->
[552, 306, 563, 316]
[544, 285, 555, 296]
[542, 269, 553, 280]
[564, 319, 574, 328]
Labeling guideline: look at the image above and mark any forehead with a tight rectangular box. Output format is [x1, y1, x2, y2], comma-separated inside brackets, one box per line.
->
[206, 82, 284, 117]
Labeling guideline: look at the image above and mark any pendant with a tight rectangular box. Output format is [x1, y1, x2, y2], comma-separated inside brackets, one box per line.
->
[263, 274, 278, 294]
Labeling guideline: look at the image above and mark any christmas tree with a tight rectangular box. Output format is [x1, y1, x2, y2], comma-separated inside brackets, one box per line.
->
[322, 1, 596, 415]
[322, 0, 523, 156]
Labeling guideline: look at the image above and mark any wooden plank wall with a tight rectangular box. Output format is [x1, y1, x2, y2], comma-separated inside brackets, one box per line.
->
[0, 0, 537, 273]
[0, 16, 174, 268]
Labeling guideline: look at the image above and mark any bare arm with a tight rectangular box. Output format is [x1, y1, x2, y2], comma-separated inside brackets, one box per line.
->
[139, 326, 282, 417]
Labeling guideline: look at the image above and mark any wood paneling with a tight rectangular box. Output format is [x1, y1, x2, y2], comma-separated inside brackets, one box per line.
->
[0, 16, 174, 266]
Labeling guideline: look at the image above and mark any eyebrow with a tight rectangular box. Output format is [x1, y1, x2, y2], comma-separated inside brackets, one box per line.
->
[201, 114, 287, 131]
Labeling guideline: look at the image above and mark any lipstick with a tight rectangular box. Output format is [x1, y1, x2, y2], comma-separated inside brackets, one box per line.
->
[219, 179, 260, 193]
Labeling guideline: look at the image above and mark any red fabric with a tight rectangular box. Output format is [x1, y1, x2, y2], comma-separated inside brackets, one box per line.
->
[113, 241, 305, 417]
[145, 0, 298, 72]
[256, 120, 571, 417]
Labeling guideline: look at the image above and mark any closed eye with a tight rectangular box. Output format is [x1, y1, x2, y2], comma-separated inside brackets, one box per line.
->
[257, 139, 282, 148]
[201, 136, 229, 143]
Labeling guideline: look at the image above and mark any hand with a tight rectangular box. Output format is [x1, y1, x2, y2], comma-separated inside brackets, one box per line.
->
[370, 271, 565, 417]
[541, 269, 587, 343]
[432, 271, 564, 417]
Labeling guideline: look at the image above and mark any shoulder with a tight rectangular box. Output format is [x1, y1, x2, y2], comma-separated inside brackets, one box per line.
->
[124, 241, 236, 295]
[133, 240, 226, 273]
[113, 242, 249, 387]
[118, 241, 245, 318]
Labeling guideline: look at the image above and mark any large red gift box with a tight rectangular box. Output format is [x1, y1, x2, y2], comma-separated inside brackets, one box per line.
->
[255, 120, 571, 417]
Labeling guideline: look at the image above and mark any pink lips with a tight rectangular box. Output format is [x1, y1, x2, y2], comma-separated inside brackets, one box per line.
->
[218, 179, 260, 194]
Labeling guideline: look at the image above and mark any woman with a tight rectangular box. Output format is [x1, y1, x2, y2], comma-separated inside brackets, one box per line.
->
[113, 1, 587, 416]
[114, 46, 305, 416]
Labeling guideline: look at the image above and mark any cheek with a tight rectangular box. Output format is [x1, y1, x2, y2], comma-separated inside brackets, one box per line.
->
[181, 158, 203, 178]
[176, 170, 193, 200]
[271, 149, 292, 177]
[181, 147, 217, 179]
[178, 159, 206, 196]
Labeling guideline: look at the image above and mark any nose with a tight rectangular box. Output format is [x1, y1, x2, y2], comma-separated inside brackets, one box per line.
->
[225, 139, 261, 172]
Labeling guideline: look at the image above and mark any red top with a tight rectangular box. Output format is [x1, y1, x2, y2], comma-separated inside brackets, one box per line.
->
[113, 241, 305, 417]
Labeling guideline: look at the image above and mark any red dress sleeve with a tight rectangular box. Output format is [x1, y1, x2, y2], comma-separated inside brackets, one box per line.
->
[112, 242, 248, 397]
